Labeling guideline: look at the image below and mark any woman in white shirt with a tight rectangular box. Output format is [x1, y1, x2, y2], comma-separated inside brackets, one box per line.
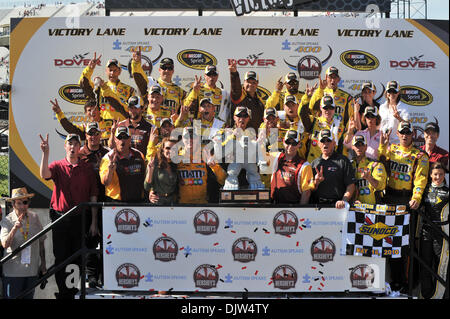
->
[379, 80, 409, 145]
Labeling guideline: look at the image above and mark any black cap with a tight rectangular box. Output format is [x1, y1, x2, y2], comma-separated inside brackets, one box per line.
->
[160, 118, 174, 127]
[234, 106, 251, 118]
[326, 66, 339, 77]
[244, 71, 258, 81]
[149, 85, 162, 95]
[128, 95, 141, 108]
[199, 97, 213, 106]
[364, 106, 378, 117]
[352, 135, 366, 146]
[115, 126, 130, 138]
[318, 129, 333, 142]
[284, 130, 300, 143]
[160, 57, 174, 66]
[205, 65, 218, 75]
[398, 121, 413, 133]
[387, 80, 400, 93]
[284, 95, 298, 105]
[264, 107, 277, 119]
[424, 122, 439, 133]
[321, 95, 335, 108]
[106, 59, 119, 68]
[362, 82, 376, 91]
[86, 122, 100, 134]
[284, 72, 298, 83]
[65, 133, 81, 143]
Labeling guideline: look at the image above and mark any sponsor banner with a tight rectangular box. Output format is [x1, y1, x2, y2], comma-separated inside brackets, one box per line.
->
[9, 16, 449, 205]
[103, 206, 385, 292]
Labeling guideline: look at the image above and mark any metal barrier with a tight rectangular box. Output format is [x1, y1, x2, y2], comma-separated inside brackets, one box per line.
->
[1, 202, 448, 299]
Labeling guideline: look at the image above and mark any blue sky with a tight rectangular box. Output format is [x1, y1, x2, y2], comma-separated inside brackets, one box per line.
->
[0, 0, 449, 20]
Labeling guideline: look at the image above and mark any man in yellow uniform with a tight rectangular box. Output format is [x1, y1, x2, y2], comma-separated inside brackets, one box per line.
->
[79, 55, 134, 121]
[351, 135, 387, 204]
[145, 85, 173, 127]
[300, 95, 348, 163]
[308, 66, 355, 149]
[378, 121, 429, 294]
[265, 72, 310, 112]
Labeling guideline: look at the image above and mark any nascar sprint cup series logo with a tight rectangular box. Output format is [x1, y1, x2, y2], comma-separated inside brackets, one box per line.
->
[114, 209, 140, 234]
[193, 210, 219, 235]
[400, 85, 433, 106]
[193, 264, 219, 289]
[177, 49, 217, 70]
[58, 84, 88, 105]
[340, 50, 379, 71]
[153, 236, 178, 262]
[232, 237, 257, 263]
[273, 210, 298, 235]
[115, 263, 141, 288]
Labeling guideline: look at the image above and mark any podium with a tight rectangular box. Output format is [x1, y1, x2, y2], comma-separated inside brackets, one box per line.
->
[219, 188, 271, 204]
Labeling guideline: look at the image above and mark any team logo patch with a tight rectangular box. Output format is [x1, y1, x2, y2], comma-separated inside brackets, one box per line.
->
[193, 210, 219, 235]
[272, 265, 298, 290]
[114, 209, 140, 234]
[311, 237, 336, 263]
[193, 264, 219, 289]
[153, 236, 178, 262]
[232, 237, 257, 263]
[273, 210, 298, 236]
[115, 263, 141, 288]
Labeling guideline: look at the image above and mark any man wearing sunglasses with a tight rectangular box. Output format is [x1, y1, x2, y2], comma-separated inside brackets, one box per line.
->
[100, 126, 146, 203]
[310, 129, 356, 209]
[300, 95, 348, 163]
[265, 72, 311, 112]
[378, 121, 429, 294]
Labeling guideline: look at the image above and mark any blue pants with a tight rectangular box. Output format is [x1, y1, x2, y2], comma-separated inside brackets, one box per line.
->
[2, 276, 38, 299]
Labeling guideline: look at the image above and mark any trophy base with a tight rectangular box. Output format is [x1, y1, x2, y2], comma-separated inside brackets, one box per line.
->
[219, 188, 271, 204]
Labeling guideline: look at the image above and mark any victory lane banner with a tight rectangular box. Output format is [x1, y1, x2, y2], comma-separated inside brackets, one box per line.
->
[103, 206, 385, 293]
[342, 204, 410, 258]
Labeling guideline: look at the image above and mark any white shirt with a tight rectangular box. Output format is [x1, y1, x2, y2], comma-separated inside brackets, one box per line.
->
[379, 101, 409, 145]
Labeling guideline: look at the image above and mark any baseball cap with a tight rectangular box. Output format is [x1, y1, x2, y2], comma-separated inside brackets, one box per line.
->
[352, 135, 366, 146]
[284, 72, 298, 83]
[326, 66, 339, 77]
[115, 126, 130, 138]
[244, 71, 258, 81]
[160, 118, 174, 127]
[199, 97, 213, 106]
[160, 57, 174, 66]
[234, 106, 251, 118]
[318, 129, 333, 142]
[321, 95, 335, 109]
[149, 85, 162, 95]
[86, 122, 100, 134]
[65, 133, 80, 143]
[386, 80, 400, 93]
[284, 95, 298, 105]
[204, 65, 218, 76]
[284, 130, 300, 143]
[106, 59, 119, 68]
[264, 107, 277, 119]
[128, 95, 141, 108]
[364, 106, 378, 117]
[397, 121, 413, 134]
[362, 82, 376, 91]
[424, 122, 439, 133]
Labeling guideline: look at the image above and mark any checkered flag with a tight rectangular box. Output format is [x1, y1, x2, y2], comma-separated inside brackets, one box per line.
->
[342, 204, 410, 258]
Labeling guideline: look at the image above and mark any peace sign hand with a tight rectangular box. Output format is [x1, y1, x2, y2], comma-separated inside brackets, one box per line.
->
[39, 133, 49, 154]
[314, 165, 324, 188]
[50, 98, 61, 114]
[88, 52, 102, 70]
[193, 75, 203, 92]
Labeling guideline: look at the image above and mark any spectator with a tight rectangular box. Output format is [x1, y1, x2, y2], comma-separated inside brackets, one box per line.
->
[420, 122, 449, 173]
[228, 60, 265, 131]
[355, 82, 380, 130]
[79, 54, 134, 121]
[300, 95, 348, 163]
[265, 72, 311, 111]
[379, 121, 429, 293]
[344, 106, 382, 161]
[310, 129, 356, 208]
[1, 188, 46, 299]
[379, 80, 409, 145]
[78, 122, 109, 289]
[145, 138, 179, 205]
[419, 162, 449, 299]
[350, 135, 387, 204]
[110, 96, 153, 157]
[39, 133, 98, 299]
[100, 126, 146, 203]
[270, 130, 314, 204]
[51, 99, 113, 146]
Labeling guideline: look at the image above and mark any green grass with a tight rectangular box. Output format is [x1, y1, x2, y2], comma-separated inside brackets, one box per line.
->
[0, 154, 9, 197]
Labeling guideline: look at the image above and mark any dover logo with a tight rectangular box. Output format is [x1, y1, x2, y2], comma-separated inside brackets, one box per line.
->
[177, 49, 217, 70]
[359, 222, 398, 241]
[193, 264, 219, 289]
[194, 210, 219, 235]
[350, 264, 375, 289]
[115, 263, 141, 288]
[273, 210, 298, 235]
[153, 236, 178, 262]
[310, 237, 336, 263]
[340, 50, 379, 71]
[232, 237, 257, 263]
[114, 209, 140, 234]
[400, 85, 433, 106]
[58, 84, 87, 105]
[272, 265, 297, 290]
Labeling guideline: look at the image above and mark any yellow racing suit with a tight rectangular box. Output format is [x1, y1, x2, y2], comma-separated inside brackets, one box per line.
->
[352, 157, 387, 204]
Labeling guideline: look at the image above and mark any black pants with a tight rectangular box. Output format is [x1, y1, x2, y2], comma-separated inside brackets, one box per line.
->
[50, 209, 84, 299]
[86, 210, 103, 285]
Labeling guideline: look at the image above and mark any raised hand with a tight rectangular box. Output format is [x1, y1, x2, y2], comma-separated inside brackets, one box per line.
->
[305, 82, 318, 97]
[50, 98, 61, 114]
[228, 60, 237, 73]
[193, 75, 203, 92]
[88, 52, 102, 70]
[39, 133, 49, 154]
[314, 165, 324, 187]
[132, 46, 141, 64]
[275, 77, 284, 92]
[318, 74, 327, 90]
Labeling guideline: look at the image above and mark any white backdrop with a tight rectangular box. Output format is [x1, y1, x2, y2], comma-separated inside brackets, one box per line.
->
[102, 206, 386, 292]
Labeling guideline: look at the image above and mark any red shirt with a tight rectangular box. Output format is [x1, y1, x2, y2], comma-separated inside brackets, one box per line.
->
[421, 144, 449, 171]
[48, 158, 98, 213]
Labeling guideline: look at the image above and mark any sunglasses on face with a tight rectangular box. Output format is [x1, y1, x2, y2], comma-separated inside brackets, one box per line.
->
[16, 200, 29, 205]
[161, 65, 174, 71]
[236, 114, 249, 118]
[320, 138, 333, 143]
[86, 131, 100, 136]
[399, 130, 412, 135]
[116, 134, 130, 140]
[284, 139, 298, 146]
[322, 105, 335, 110]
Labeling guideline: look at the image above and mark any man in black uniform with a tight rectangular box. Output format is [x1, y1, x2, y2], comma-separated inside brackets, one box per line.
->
[311, 129, 356, 209]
